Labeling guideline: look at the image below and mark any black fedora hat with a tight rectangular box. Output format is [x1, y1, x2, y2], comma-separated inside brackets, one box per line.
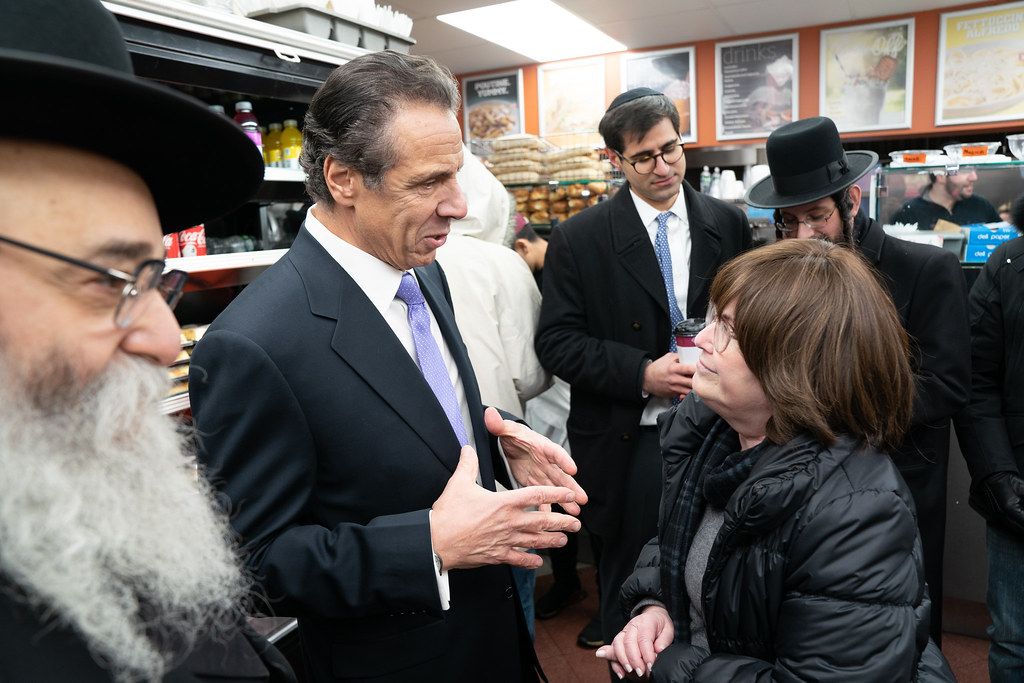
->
[745, 117, 877, 209]
[0, 0, 264, 232]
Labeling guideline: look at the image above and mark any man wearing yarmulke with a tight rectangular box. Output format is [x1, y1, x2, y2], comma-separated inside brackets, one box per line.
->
[536, 88, 751, 651]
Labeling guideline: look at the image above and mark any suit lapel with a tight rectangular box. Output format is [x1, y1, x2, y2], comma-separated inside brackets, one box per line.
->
[683, 183, 722, 316]
[288, 229, 465, 477]
[610, 185, 670, 317]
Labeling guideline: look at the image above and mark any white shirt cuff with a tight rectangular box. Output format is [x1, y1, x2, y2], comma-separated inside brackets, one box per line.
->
[428, 510, 451, 611]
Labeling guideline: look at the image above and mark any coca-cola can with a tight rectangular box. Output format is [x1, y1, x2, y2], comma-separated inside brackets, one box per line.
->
[178, 225, 207, 257]
[163, 231, 181, 258]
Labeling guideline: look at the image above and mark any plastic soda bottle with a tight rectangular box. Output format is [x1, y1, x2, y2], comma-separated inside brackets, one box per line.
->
[264, 123, 283, 168]
[699, 165, 711, 194]
[234, 101, 263, 155]
[281, 119, 303, 170]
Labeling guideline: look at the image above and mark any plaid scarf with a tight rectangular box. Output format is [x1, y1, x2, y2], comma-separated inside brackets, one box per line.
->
[660, 420, 764, 639]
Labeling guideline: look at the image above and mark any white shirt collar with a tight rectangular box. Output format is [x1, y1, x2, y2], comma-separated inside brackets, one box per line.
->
[629, 187, 689, 229]
[303, 206, 407, 317]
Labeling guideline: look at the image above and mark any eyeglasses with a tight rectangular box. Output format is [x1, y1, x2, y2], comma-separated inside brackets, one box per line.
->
[0, 233, 187, 328]
[705, 305, 735, 353]
[774, 205, 838, 236]
[616, 140, 684, 175]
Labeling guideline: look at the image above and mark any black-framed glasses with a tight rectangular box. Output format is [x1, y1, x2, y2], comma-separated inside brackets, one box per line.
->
[705, 305, 735, 353]
[775, 205, 838, 236]
[616, 140, 684, 175]
[0, 234, 187, 328]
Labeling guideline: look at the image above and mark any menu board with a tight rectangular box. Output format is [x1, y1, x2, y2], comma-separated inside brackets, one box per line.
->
[620, 47, 696, 143]
[462, 70, 524, 144]
[538, 58, 606, 148]
[937, 2, 1024, 125]
[716, 35, 798, 140]
[820, 19, 914, 132]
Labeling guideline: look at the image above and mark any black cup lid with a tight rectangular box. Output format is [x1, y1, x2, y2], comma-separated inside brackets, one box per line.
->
[674, 318, 706, 336]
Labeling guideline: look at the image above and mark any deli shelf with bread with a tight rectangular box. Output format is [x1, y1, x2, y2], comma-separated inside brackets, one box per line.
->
[168, 249, 289, 291]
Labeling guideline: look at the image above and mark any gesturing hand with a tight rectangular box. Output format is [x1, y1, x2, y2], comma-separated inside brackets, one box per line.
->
[595, 605, 674, 679]
[484, 407, 588, 516]
[430, 446, 582, 570]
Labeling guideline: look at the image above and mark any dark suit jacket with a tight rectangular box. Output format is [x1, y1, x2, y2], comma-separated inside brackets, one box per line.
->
[0, 581, 295, 682]
[855, 213, 970, 640]
[190, 228, 536, 682]
[535, 181, 751, 534]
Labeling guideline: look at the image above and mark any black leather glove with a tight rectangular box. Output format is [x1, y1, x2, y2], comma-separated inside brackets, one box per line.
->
[969, 471, 1024, 538]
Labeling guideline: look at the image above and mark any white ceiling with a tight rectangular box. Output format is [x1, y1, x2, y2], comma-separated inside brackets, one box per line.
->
[390, 0, 977, 74]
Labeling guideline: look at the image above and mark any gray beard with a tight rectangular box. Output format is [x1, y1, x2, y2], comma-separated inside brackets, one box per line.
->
[0, 354, 248, 682]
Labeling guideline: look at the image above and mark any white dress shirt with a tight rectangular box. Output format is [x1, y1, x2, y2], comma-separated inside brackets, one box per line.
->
[305, 206, 470, 609]
[629, 189, 691, 426]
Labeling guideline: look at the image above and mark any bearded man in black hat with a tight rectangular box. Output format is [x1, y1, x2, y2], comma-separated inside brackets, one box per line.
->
[746, 116, 970, 644]
[0, 1, 295, 680]
[536, 88, 751, 651]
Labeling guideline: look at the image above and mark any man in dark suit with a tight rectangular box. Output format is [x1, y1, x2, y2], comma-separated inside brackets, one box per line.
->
[189, 51, 586, 682]
[535, 88, 751, 648]
[0, 1, 294, 680]
[746, 116, 971, 643]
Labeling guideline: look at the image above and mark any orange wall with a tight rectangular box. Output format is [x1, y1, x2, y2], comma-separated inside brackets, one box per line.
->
[457, 1, 1023, 149]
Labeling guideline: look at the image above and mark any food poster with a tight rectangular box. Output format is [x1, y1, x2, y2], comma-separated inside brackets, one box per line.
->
[821, 19, 914, 132]
[538, 58, 606, 148]
[716, 35, 798, 140]
[621, 47, 696, 143]
[462, 70, 524, 144]
[937, 2, 1024, 125]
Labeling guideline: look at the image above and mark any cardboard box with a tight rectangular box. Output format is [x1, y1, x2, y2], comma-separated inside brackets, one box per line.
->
[962, 222, 1019, 263]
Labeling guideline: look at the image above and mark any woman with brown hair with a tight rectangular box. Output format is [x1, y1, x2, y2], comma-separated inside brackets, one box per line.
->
[596, 239, 953, 681]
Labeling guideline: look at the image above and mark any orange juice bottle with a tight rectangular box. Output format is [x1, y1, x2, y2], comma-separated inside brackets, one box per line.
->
[264, 123, 283, 168]
[281, 119, 302, 170]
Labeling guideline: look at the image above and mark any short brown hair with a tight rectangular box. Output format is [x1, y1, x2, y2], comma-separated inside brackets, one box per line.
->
[301, 50, 460, 205]
[710, 239, 912, 451]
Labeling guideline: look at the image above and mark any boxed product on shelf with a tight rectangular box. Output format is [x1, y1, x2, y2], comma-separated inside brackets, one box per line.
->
[962, 222, 1020, 263]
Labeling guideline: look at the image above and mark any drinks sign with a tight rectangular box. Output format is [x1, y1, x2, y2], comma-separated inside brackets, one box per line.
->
[820, 19, 915, 133]
[715, 35, 799, 140]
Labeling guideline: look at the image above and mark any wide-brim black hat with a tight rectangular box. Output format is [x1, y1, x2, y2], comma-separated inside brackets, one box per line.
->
[0, 0, 264, 233]
[745, 117, 878, 209]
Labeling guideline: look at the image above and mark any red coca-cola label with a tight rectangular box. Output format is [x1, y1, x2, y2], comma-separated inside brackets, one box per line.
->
[178, 225, 207, 257]
[163, 232, 181, 258]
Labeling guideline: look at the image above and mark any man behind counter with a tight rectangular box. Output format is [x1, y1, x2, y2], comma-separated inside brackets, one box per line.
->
[891, 167, 1000, 230]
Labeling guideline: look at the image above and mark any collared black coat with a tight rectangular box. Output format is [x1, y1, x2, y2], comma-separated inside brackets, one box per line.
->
[0, 581, 295, 682]
[535, 181, 750, 535]
[854, 213, 970, 640]
[190, 228, 538, 682]
[619, 395, 954, 682]
[955, 236, 1024, 482]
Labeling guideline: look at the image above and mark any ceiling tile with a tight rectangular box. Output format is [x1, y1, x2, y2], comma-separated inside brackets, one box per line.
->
[558, 0, 711, 24]
[598, 8, 733, 49]
[715, 0, 852, 35]
[849, 0, 977, 19]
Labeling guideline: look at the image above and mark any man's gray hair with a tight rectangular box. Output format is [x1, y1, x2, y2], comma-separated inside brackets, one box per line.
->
[598, 93, 680, 154]
[300, 50, 461, 205]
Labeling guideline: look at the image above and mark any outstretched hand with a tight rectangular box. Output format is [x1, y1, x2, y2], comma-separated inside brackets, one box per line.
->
[484, 407, 588, 516]
[431, 446, 582, 570]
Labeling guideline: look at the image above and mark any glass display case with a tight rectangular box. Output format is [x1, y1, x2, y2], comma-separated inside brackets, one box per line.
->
[870, 159, 1024, 232]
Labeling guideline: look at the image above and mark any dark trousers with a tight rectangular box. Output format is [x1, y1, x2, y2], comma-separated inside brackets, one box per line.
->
[899, 456, 949, 645]
[548, 504, 581, 590]
[591, 427, 663, 645]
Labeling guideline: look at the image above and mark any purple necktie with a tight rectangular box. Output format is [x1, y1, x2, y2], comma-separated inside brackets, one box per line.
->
[395, 272, 470, 446]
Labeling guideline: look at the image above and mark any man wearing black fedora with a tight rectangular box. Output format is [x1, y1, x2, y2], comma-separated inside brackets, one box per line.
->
[536, 88, 751, 651]
[0, 1, 295, 680]
[746, 116, 970, 643]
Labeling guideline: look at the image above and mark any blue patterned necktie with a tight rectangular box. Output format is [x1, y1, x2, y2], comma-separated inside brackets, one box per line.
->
[395, 272, 470, 446]
[655, 211, 685, 351]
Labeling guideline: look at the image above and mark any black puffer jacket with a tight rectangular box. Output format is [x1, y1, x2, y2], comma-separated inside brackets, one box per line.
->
[620, 395, 954, 682]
